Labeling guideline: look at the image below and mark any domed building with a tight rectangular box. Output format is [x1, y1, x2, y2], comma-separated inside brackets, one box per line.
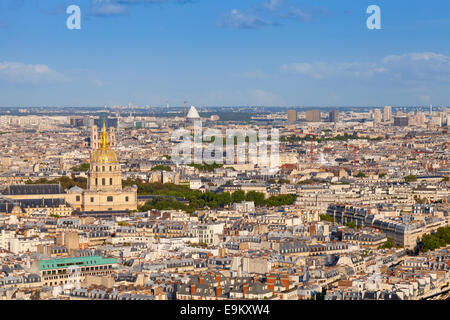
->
[1, 122, 137, 216]
[66, 122, 137, 213]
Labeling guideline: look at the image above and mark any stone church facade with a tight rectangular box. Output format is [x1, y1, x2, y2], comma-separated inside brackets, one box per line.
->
[66, 123, 137, 212]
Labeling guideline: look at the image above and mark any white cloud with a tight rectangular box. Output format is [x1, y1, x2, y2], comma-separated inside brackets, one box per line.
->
[89, 0, 194, 17]
[262, 0, 283, 12]
[220, 9, 278, 29]
[288, 7, 312, 22]
[281, 52, 450, 83]
[0, 61, 66, 84]
[90, 0, 130, 17]
[281, 63, 324, 79]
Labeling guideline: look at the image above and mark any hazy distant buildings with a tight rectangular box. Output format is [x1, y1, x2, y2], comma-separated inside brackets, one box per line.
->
[94, 117, 118, 129]
[328, 110, 338, 123]
[373, 109, 382, 123]
[70, 117, 85, 128]
[305, 110, 321, 122]
[415, 112, 426, 125]
[287, 110, 298, 122]
[394, 116, 409, 127]
[384, 106, 392, 122]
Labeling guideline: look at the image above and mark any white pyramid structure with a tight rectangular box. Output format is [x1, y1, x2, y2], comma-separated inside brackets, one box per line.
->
[186, 105, 200, 119]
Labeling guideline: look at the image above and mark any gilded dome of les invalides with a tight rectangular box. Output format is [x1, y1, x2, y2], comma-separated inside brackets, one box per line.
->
[90, 122, 119, 164]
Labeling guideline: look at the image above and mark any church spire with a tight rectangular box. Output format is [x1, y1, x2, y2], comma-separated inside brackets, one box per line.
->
[100, 119, 109, 148]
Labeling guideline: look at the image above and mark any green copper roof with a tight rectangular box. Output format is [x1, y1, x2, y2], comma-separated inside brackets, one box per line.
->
[39, 255, 117, 271]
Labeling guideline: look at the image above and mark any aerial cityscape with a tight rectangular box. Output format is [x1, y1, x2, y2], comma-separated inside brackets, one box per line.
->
[0, 105, 448, 301]
[0, 0, 449, 306]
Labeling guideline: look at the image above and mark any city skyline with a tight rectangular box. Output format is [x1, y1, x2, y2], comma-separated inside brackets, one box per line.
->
[1, 0, 450, 107]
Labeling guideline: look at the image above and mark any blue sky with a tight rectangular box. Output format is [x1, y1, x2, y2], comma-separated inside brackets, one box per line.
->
[1, 0, 450, 107]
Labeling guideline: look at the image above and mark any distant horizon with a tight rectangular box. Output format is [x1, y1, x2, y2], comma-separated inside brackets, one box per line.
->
[0, 105, 447, 111]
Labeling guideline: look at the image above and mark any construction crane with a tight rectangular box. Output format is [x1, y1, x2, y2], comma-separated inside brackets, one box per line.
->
[345, 144, 359, 167]
[304, 127, 318, 164]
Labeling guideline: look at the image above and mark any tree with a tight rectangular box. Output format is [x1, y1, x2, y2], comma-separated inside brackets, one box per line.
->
[72, 163, 90, 172]
[245, 191, 265, 206]
[232, 190, 246, 203]
[217, 192, 232, 207]
[151, 165, 172, 171]
[355, 172, 366, 178]
[320, 214, 334, 222]
[345, 221, 357, 229]
[405, 175, 417, 182]
[421, 227, 450, 252]
[382, 237, 395, 249]
[264, 194, 296, 207]
[188, 162, 223, 172]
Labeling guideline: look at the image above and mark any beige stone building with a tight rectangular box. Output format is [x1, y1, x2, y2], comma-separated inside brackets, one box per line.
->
[66, 123, 137, 212]
[2, 123, 138, 214]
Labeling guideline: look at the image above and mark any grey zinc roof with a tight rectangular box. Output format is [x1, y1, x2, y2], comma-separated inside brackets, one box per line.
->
[2, 184, 66, 195]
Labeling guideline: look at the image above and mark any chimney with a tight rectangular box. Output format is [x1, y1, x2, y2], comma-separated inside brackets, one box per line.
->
[215, 286, 222, 298]
[309, 224, 316, 236]
[216, 275, 221, 286]
[243, 283, 249, 297]
[266, 274, 275, 294]
[266, 274, 276, 284]
[280, 276, 290, 291]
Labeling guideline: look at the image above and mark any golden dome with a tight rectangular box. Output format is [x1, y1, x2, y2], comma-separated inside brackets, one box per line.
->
[90, 121, 119, 164]
[91, 148, 119, 164]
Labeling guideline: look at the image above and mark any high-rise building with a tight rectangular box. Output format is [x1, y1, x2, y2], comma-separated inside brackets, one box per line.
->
[70, 117, 85, 128]
[384, 106, 392, 122]
[394, 116, 409, 127]
[373, 109, 382, 123]
[415, 112, 426, 125]
[305, 110, 321, 122]
[328, 110, 338, 123]
[94, 117, 118, 129]
[287, 110, 298, 122]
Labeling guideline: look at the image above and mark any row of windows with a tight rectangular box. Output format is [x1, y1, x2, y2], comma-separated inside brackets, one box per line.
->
[76, 195, 130, 202]
[95, 178, 114, 186]
[77, 196, 129, 202]
[42, 264, 113, 275]
[45, 270, 113, 286]
[95, 166, 118, 172]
